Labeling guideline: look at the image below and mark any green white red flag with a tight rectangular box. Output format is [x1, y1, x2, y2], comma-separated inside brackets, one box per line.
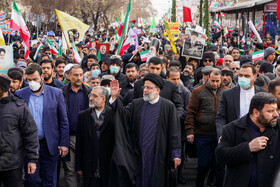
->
[213, 20, 222, 30]
[140, 50, 149, 62]
[11, 0, 30, 60]
[33, 42, 43, 61]
[47, 38, 58, 55]
[117, 0, 131, 55]
[72, 42, 82, 63]
[224, 27, 229, 37]
[252, 50, 264, 62]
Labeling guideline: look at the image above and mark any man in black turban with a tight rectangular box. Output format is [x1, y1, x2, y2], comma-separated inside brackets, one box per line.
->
[108, 77, 181, 187]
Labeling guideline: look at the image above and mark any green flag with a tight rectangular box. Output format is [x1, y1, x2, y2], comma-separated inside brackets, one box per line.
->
[149, 15, 156, 33]
[58, 45, 63, 56]
[117, 0, 131, 55]
[97, 49, 101, 62]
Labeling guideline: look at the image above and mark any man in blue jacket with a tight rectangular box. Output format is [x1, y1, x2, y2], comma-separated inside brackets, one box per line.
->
[16, 63, 69, 187]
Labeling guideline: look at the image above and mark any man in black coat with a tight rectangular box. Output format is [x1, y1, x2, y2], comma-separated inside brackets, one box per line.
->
[132, 56, 184, 118]
[109, 74, 181, 187]
[216, 93, 280, 187]
[216, 64, 267, 138]
[0, 74, 39, 186]
[76, 86, 114, 187]
[119, 63, 139, 97]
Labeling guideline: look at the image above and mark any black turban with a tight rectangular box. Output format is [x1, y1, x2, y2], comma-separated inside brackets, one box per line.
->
[143, 73, 164, 89]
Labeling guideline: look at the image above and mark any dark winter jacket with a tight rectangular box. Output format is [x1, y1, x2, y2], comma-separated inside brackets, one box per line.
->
[0, 95, 39, 171]
[185, 83, 223, 136]
[216, 114, 280, 187]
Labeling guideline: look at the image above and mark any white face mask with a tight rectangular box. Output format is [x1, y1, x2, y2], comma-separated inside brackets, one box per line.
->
[29, 81, 42, 92]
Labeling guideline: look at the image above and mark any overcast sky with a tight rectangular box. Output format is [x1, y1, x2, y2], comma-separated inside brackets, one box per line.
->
[151, 0, 172, 23]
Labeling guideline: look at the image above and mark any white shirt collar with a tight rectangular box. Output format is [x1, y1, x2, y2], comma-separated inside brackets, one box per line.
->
[95, 108, 104, 119]
[149, 96, 160, 104]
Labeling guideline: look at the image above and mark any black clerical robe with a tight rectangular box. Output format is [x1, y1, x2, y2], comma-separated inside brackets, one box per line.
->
[109, 97, 181, 187]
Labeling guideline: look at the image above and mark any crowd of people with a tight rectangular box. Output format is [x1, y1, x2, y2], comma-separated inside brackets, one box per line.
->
[1, 22, 280, 187]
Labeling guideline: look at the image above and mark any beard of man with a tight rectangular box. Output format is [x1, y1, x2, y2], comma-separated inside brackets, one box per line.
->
[128, 76, 137, 83]
[223, 78, 230, 86]
[89, 99, 102, 109]
[257, 111, 278, 128]
[143, 89, 157, 102]
[43, 72, 52, 81]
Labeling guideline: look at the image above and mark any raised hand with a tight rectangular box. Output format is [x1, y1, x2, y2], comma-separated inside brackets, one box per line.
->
[110, 80, 122, 100]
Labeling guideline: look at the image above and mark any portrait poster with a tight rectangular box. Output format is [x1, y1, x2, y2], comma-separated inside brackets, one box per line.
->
[182, 28, 205, 59]
[97, 43, 110, 54]
[0, 46, 13, 74]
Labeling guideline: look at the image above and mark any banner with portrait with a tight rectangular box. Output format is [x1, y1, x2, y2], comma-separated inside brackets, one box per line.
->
[97, 43, 110, 55]
[0, 46, 13, 74]
[182, 28, 205, 59]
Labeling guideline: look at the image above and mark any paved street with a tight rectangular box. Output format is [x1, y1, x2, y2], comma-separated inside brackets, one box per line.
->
[58, 158, 212, 187]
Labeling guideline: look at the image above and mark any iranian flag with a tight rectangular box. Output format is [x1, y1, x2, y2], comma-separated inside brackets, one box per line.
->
[47, 38, 58, 55]
[221, 12, 226, 17]
[213, 20, 222, 30]
[142, 28, 146, 34]
[72, 42, 82, 63]
[252, 50, 264, 61]
[11, 0, 30, 60]
[33, 42, 43, 61]
[229, 27, 234, 32]
[140, 50, 149, 62]
[117, 0, 131, 55]
[119, 33, 134, 56]
[224, 27, 229, 37]
[116, 23, 123, 42]
[183, 0, 192, 23]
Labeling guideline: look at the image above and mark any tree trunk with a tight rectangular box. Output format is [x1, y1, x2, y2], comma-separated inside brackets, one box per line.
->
[171, 0, 176, 22]
[199, 0, 203, 26]
[203, 0, 209, 41]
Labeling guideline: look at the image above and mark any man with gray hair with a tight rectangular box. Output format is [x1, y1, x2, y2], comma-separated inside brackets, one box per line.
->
[223, 55, 234, 68]
[75, 86, 115, 186]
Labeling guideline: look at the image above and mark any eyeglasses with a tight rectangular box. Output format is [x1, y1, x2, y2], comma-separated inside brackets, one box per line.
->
[232, 68, 240, 70]
[88, 94, 98, 98]
[204, 60, 213, 62]
[142, 86, 158, 90]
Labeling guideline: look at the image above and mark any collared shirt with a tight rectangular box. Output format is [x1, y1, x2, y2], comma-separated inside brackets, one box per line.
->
[29, 88, 45, 139]
[240, 86, 255, 118]
[91, 108, 106, 138]
[68, 85, 86, 134]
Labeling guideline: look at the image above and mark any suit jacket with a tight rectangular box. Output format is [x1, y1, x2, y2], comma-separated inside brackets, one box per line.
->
[15, 85, 69, 156]
[216, 114, 280, 187]
[216, 85, 266, 138]
[75, 107, 115, 187]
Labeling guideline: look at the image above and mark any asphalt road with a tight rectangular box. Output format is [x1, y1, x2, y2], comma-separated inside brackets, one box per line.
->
[58, 158, 209, 187]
